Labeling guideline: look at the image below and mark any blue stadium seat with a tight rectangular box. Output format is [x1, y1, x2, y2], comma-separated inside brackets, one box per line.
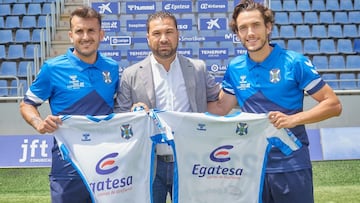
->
[282, 1, 297, 11]
[25, 44, 40, 59]
[297, 0, 311, 11]
[354, 39, 360, 53]
[311, 25, 327, 38]
[312, 0, 326, 11]
[326, 0, 340, 10]
[312, 55, 328, 69]
[42, 3, 53, 14]
[322, 73, 338, 90]
[12, 4, 27, 16]
[0, 80, 9, 97]
[320, 39, 337, 54]
[27, 4, 42, 16]
[18, 0, 32, 2]
[5, 16, 20, 29]
[303, 12, 318, 25]
[18, 61, 34, 77]
[327, 25, 343, 38]
[343, 25, 358, 38]
[9, 80, 20, 96]
[287, 39, 303, 53]
[279, 25, 295, 38]
[337, 39, 354, 54]
[37, 15, 49, 28]
[274, 12, 288, 25]
[319, 12, 333, 24]
[0, 61, 17, 76]
[21, 16, 38, 29]
[0, 4, 11, 16]
[288, 12, 303, 25]
[340, 1, 353, 10]
[329, 55, 345, 69]
[7, 45, 24, 60]
[339, 73, 357, 90]
[15, 29, 31, 43]
[346, 55, 360, 69]
[303, 39, 319, 54]
[0, 45, 5, 59]
[334, 12, 348, 24]
[32, 29, 44, 42]
[348, 11, 360, 24]
[355, 0, 360, 9]
[270, 0, 282, 11]
[0, 17, 4, 28]
[0, 30, 13, 45]
[271, 39, 285, 49]
[295, 25, 311, 38]
[271, 25, 279, 38]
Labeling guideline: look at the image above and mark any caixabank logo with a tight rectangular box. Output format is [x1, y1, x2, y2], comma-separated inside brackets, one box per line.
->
[89, 152, 133, 195]
[192, 145, 244, 178]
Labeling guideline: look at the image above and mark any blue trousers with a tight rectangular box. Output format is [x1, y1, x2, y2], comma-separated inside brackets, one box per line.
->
[152, 159, 174, 203]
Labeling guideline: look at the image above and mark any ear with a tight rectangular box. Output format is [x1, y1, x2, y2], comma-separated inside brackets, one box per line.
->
[68, 31, 73, 43]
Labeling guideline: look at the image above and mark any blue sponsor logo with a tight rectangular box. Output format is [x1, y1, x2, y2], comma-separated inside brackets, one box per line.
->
[177, 19, 192, 30]
[198, 0, 227, 13]
[127, 49, 151, 61]
[126, 2, 156, 14]
[110, 36, 131, 46]
[100, 50, 121, 61]
[127, 19, 147, 32]
[91, 2, 119, 15]
[102, 20, 120, 32]
[95, 152, 119, 175]
[162, 1, 192, 13]
[210, 145, 233, 162]
[199, 48, 228, 59]
[178, 48, 193, 57]
[199, 18, 227, 30]
[235, 47, 247, 55]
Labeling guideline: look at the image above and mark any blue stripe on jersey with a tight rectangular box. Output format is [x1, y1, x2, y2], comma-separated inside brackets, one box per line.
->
[24, 48, 119, 115]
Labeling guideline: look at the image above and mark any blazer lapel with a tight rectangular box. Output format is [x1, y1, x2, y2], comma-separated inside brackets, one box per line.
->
[178, 55, 197, 112]
[138, 57, 156, 108]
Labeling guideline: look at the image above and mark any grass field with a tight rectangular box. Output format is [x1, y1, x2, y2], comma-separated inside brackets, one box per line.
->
[0, 160, 359, 203]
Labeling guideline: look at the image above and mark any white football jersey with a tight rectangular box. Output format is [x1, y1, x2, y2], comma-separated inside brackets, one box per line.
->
[154, 111, 302, 203]
[53, 111, 159, 203]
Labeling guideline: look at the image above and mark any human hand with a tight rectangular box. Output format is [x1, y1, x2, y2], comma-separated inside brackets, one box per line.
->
[268, 111, 297, 129]
[131, 102, 149, 112]
[33, 115, 62, 134]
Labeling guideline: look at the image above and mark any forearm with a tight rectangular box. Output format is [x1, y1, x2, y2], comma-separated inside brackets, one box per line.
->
[19, 101, 43, 131]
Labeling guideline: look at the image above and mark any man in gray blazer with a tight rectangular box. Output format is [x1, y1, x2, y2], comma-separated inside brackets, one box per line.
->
[114, 11, 220, 203]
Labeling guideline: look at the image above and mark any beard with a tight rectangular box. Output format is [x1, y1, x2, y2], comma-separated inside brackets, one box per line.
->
[242, 38, 268, 53]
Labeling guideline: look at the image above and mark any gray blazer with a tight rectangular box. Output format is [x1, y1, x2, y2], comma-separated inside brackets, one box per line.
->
[114, 54, 220, 113]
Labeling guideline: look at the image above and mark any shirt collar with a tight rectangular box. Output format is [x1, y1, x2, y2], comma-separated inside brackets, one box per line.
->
[246, 44, 280, 70]
[66, 48, 102, 71]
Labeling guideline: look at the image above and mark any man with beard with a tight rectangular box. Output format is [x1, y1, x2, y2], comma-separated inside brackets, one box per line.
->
[20, 6, 119, 203]
[207, 0, 342, 203]
[114, 11, 220, 203]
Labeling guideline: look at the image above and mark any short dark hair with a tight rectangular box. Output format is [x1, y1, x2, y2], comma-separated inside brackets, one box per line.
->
[69, 6, 102, 29]
[229, 0, 274, 33]
[146, 11, 178, 33]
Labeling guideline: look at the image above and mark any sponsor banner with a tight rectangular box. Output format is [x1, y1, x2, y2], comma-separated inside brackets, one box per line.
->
[127, 19, 147, 32]
[177, 19, 192, 30]
[162, 1, 193, 13]
[91, 2, 119, 15]
[206, 62, 227, 73]
[197, 0, 227, 13]
[131, 37, 148, 43]
[102, 20, 120, 32]
[0, 135, 53, 168]
[178, 48, 193, 57]
[126, 1, 156, 14]
[100, 50, 121, 61]
[235, 47, 247, 55]
[127, 49, 151, 61]
[199, 18, 228, 30]
[110, 36, 131, 46]
[199, 48, 229, 59]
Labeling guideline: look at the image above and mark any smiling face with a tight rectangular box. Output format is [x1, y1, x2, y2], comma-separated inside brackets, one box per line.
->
[236, 10, 272, 54]
[146, 17, 179, 62]
[68, 16, 104, 64]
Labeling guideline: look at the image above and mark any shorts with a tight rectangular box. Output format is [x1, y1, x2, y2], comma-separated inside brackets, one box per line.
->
[262, 168, 314, 203]
[50, 178, 92, 203]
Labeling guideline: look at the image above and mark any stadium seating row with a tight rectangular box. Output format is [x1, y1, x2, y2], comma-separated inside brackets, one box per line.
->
[271, 0, 360, 11]
[0, 3, 52, 16]
[0, 15, 50, 29]
[275, 11, 360, 25]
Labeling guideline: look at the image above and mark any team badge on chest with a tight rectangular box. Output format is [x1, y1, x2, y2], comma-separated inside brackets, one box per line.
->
[102, 71, 112, 84]
[270, 68, 281, 83]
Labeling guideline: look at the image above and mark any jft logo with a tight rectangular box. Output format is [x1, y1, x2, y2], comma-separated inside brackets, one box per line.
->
[96, 153, 119, 175]
[209, 145, 233, 162]
[19, 139, 49, 163]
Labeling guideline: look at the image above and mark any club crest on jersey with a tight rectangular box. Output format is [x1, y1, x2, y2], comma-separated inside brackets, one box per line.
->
[270, 69, 281, 83]
[236, 122, 248, 136]
[102, 71, 112, 84]
[121, 124, 133, 139]
[81, 133, 91, 141]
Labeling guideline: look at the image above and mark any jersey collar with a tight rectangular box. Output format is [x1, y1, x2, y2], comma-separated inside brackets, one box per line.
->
[67, 48, 103, 71]
[246, 44, 280, 70]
